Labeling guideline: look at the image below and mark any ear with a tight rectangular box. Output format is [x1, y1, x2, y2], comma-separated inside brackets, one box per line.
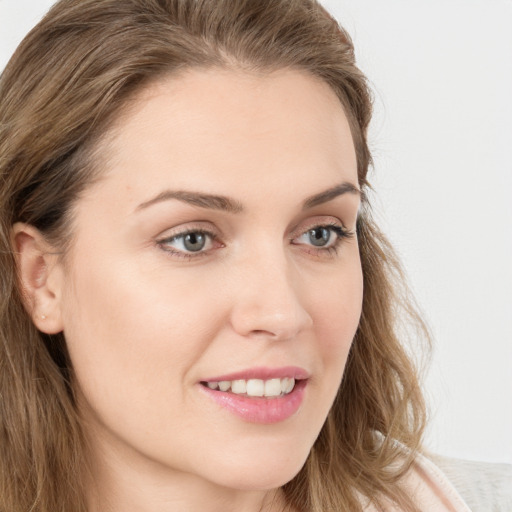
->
[12, 223, 65, 334]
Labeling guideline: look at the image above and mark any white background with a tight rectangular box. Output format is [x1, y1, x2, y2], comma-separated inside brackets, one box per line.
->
[1, 0, 511, 464]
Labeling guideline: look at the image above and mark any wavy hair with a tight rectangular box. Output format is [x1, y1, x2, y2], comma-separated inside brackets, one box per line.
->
[0, 1, 429, 510]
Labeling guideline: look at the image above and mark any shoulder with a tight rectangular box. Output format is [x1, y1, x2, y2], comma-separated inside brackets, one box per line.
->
[362, 442, 511, 511]
[397, 452, 471, 512]
[362, 450, 471, 512]
[428, 453, 512, 512]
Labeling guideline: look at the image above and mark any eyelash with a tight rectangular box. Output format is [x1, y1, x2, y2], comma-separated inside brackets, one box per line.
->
[156, 223, 354, 260]
[291, 222, 354, 258]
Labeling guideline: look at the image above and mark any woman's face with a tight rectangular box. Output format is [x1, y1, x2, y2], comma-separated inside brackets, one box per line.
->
[54, 69, 363, 491]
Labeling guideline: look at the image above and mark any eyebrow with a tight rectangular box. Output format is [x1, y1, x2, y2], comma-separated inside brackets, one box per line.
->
[301, 182, 361, 209]
[135, 181, 360, 214]
[136, 190, 244, 214]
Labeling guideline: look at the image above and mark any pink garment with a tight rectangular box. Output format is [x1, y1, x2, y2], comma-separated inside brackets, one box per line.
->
[363, 453, 471, 511]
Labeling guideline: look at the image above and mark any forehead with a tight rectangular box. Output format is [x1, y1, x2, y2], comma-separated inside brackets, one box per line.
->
[86, 68, 358, 209]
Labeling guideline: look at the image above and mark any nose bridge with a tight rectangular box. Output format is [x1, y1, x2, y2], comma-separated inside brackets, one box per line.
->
[229, 242, 312, 340]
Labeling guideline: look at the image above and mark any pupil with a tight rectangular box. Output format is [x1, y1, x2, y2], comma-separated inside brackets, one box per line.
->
[184, 233, 206, 252]
[309, 227, 330, 247]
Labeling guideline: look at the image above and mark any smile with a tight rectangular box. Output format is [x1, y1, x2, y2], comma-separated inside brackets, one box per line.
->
[198, 367, 309, 424]
[202, 377, 296, 397]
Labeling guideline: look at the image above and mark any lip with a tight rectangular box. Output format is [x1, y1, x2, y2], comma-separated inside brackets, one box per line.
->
[198, 366, 309, 424]
[201, 366, 310, 383]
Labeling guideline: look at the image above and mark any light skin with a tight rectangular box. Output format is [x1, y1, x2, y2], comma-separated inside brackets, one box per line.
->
[14, 68, 363, 512]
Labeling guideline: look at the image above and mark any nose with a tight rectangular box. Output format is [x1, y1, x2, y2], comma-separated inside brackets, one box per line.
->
[228, 249, 313, 341]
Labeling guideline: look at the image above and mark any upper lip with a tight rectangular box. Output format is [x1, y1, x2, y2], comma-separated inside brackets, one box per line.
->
[201, 366, 310, 383]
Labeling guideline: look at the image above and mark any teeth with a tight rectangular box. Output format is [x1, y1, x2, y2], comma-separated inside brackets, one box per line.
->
[264, 378, 282, 397]
[204, 377, 296, 397]
[281, 377, 295, 394]
[231, 379, 247, 394]
[218, 381, 231, 392]
[246, 379, 264, 397]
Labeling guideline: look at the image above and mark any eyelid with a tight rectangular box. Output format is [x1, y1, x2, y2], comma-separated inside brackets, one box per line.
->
[155, 221, 221, 241]
[289, 216, 351, 239]
[291, 223, 352, 245]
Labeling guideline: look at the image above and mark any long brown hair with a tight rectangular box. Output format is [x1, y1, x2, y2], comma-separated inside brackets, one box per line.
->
[0, 1, 430, 510]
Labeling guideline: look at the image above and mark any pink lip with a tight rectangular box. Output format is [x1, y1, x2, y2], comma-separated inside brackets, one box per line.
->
[198, 366, 309, 424]
[201, 366, 310, 383]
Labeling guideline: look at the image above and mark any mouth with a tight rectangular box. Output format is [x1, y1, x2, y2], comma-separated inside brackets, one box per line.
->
[198, 367, 309, 424]
[200, 377, 297, 398]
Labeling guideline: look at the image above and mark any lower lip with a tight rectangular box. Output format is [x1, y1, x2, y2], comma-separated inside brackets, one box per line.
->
[199, 380, 307, 424]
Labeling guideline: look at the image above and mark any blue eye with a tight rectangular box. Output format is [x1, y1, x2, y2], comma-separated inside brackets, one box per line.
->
[159, 231, 214, 254]
[295, 225, 344, 249]
[181, 232, 207, 252]
[306, 227, 334, 247]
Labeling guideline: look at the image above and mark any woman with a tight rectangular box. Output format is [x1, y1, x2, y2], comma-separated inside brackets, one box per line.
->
[0, 1, 472, 511]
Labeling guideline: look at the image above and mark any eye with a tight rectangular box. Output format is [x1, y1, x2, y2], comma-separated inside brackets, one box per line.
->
[294, 225, 346, 249]
[157, 230, 216, 255]
[291, 221, 355, 258]
[180, 232, 208, 252]
[303, 226, 336, 247]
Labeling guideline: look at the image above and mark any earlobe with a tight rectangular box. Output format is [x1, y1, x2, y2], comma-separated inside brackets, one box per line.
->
[12, 223, 65, 334]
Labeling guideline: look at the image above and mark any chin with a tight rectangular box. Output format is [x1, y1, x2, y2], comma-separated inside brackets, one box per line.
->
[213, 463, 304, 492]
[199, 442, 311, 491]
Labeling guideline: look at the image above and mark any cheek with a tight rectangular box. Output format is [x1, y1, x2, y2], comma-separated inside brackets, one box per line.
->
[59, 254, 209, 417]
[58, 255, 234, 474]
[303, 252, 363, 406]
[59, 244, 250, 424]
[316, 256, 363, 353]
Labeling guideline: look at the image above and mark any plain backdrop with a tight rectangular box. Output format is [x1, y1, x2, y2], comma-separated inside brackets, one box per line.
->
[1, 0, 511, 465]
